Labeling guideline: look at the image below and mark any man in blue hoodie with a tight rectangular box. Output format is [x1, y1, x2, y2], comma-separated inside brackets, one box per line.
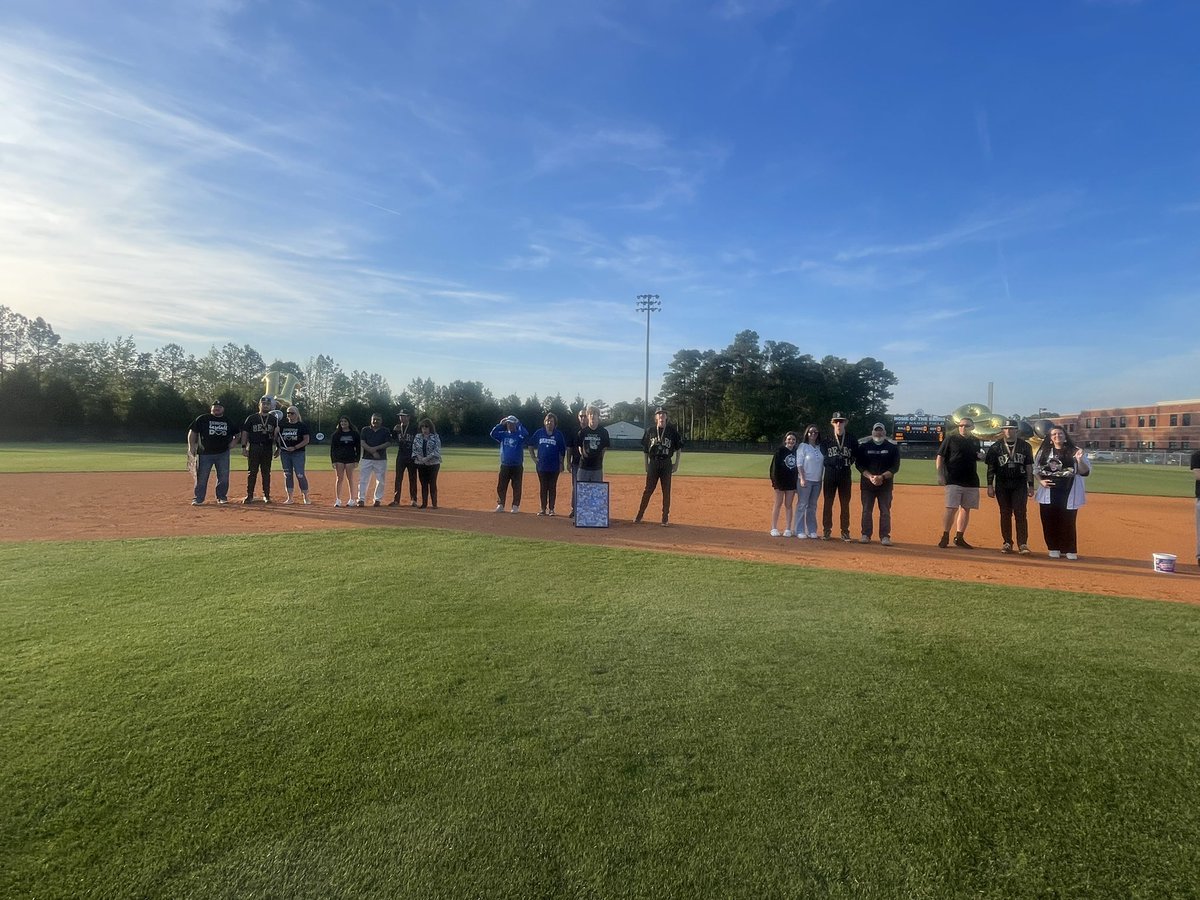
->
[490, 415, 529, 513]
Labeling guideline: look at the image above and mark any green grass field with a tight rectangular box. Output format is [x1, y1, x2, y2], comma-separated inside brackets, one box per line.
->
[0, 443, 1194, 496]
[3, 530, 1198, 899]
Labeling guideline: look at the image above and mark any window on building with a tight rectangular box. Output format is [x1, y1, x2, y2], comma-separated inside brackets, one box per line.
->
[1184, 441, 1191, 450]
[1171, 414, 1178, 426]
[1068, 423, 1075, 432]
[1120, 416, 1127, 428]
[1108, 440, 1117, 449]
[1185, 414, 1192, 426]
[1149, 415, 1157, 427]
[1138, 416, 1145, 427]
[1110, 417, 1117, 428]
[1169, 440, 1178, 450]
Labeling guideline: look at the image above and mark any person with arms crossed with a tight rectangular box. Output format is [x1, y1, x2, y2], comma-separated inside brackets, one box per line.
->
[855, 423, 900, 545]
[187, 399, 236, 505]
[358, 413, 391, 507]
[412, 418, 442, 509]
[821, 412, 857, 541]
[936, 416, 984, 548]
[985, 419, 1035, 554]
[527, 413, 568, 516]
[635, 407, 683, 526]
[575, 406, 610, 485]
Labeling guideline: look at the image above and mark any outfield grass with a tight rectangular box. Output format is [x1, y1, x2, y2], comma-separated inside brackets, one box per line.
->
[0, 443, 1194, 496]
[3, 530, 1198, 899]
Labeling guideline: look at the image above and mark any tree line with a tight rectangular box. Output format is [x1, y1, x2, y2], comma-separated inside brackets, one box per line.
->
[0, 306, 896, 443]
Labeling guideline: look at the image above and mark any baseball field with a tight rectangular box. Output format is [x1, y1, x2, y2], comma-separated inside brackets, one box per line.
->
[3, 446, 1198, 898]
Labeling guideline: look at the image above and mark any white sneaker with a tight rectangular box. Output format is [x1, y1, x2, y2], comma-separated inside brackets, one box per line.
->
[302, 495, 310, 505]
[880, 536, 893, 546]
[770, 529, 781, 537]
[283, 495, 293, 505]
[334, 500, 343, 508]
[510, 506, 520, 514]
[808, 532, 819, 539]
[1066, 552, 1078, 560]
[782, 529, 793, 537]
[795, 532, 807, 539]
[495, 504, 504, 512]
[1049, 550, 1061, 559]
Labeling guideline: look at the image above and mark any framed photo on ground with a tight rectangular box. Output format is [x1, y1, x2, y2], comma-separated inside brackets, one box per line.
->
[575, 481, 609, 528]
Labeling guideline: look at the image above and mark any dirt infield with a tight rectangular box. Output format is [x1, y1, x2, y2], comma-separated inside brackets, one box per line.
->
[2, 471, 1196, 604]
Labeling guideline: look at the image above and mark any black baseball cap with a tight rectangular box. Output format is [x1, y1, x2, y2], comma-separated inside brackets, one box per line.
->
[830, 411, 847, 422]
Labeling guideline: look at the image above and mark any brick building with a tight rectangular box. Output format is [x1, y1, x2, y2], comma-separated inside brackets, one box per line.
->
[1051, 399, 1200, 451]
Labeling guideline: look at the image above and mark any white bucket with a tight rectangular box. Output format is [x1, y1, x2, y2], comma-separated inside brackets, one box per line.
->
[1152, 553, 1177, 574]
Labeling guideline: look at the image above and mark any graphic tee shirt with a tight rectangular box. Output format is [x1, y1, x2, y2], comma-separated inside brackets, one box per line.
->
[937, 433, 982, 487]
[242, 412, 277, 446]
[189, 414, 235, 454]
[642, 423, 683, 461]
[769, 446, 799, 491]
[576, 425, 610, 471]
[278, 421, 310, 451]
[529, 428, 568, 472]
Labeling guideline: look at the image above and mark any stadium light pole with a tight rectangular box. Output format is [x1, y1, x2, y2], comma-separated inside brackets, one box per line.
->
[636, 293, 661, 427]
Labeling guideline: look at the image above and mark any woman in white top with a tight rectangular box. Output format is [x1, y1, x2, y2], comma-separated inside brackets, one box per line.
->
[793, 424, 826, 539]
[1033, 425, 1090, 559]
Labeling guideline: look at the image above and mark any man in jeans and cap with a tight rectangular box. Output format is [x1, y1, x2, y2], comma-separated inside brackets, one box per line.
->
[985, 419, 1035, 554]
[821, 411, 857, 541]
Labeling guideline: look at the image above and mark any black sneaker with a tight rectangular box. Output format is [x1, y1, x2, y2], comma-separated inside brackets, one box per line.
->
[241, 497, 253, 505]
[954, 535, 974, 549]
[841, 532, 851, 543]
[388, 500, 399, 507]
[1001, 543, 1013, 554]
[372, 500, 380, 507]
[821, 532, 831, 541]
[937, 534, 949, 548]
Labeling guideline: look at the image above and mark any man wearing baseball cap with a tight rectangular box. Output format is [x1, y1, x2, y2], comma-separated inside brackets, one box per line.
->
[239, 395, 279, 503]
[855, 422, 900, 545]
[187, 399, 237, 505]
[635, 407, 683, 526]
[821, 411, 858, 541]
[985, 418, 1035, 554]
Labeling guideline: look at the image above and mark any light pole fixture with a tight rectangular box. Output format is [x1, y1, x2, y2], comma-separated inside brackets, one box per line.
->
[636, 293, 661, 427]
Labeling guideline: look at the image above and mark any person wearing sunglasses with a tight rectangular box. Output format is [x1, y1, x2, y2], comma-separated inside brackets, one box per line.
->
[936, 417, 984, 548]
[274, 406, 311, 504]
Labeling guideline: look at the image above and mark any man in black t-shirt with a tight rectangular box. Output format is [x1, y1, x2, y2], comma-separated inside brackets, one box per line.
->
[187, 399, 237, 505]
[635, 408, 684, 526]
[240, 395, 279, 504]
[936, 416, 984, 548]
[1191, 448, 1200, 568]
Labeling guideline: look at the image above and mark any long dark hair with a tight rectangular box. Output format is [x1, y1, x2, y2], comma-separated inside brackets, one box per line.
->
[1035, 426, 1076, 465]
[803, 423, 821, 445]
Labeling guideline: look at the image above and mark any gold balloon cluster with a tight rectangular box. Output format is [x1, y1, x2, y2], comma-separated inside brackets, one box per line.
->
[948, 402, 1051, 450]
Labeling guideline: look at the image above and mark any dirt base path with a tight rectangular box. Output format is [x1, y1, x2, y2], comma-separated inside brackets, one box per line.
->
[2, 472, 1196, 604]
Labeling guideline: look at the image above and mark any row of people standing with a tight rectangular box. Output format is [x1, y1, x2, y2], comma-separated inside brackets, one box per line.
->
[326, 411, 442, 508]
[769, 413, 899, 543]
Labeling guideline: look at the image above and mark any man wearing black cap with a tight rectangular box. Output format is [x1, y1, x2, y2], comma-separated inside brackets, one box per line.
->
[855, 422, 900, 545]
[239, 395, 279, 504]
[187, 399, 237, 505]
[635, 407, 683, 526]
[985, 419, 1035, 554]
[389, 411, 418, 507]
[821, 411, 857, 541]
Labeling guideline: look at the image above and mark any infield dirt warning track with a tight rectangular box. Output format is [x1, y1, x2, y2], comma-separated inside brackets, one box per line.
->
[2, 471, 1196, 605]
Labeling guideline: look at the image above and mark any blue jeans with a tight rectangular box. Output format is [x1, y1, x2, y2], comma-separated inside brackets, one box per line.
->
[195, 452, 230, 502]
[281, 450, 309, 495]
[793, 480, 822, 535]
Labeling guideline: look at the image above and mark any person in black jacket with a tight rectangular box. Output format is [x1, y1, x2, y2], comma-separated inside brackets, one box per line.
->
[821, 412, 857, 541]
[768, 431, 799, 537]
[855, 423, 900, 545]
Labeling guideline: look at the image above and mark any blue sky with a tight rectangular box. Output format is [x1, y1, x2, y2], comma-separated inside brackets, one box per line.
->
[2, 0, 1197, 416]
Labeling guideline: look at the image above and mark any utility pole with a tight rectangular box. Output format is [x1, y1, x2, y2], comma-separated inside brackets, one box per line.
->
[636, 294, 661, 427]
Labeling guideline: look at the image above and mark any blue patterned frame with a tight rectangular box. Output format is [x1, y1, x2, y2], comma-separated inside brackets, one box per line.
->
[574, 481, 610, 528]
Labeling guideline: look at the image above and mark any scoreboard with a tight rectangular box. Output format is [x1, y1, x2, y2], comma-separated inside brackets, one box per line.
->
[893, 415, 945, 445]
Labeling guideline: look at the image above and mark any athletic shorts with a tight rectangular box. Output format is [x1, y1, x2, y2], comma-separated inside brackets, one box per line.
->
[944, 484, 980, 510]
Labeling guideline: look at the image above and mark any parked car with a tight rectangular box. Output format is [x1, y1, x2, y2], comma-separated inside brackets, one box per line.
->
[1087, 451, 1117, 462]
